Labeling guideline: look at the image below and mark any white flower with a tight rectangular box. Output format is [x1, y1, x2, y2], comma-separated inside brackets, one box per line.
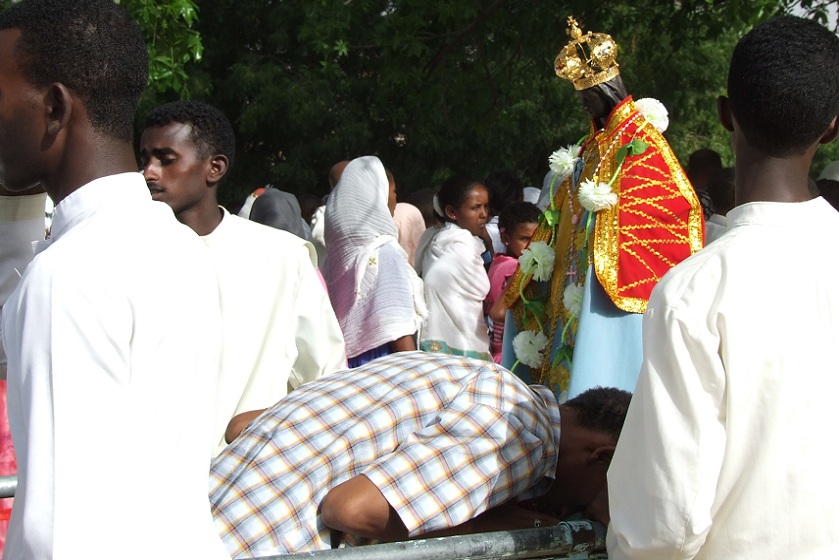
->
[635, 97, 669, 133]
[578, 179, 618, 212]
[562, 283, 584, 316]
[518, 241, 555, 282]
[513, 330, 549, 369]
[548, 145, 580, 181]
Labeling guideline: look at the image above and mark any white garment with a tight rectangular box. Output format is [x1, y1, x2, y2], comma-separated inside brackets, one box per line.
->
[1, 173, 229, 560]
[325, 157, 425, 359]
[310, 204, 328, 270]
[0, 193, 46, 379]
[203, 209, 346, 454]
[523, 186, 541, 205]
[704, 212, 727, 245]
[420, 222, 490, 358]
[413, 224, 442, 276]
[536, 170, 558, 211]
[485, 215, 506, 255]
[607, 197, 839, 560]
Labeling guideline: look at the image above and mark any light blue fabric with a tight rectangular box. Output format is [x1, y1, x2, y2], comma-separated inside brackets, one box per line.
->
[567, 265, 643, 397]
[500, 266, 643, 401]
[501, 152, 643, 401]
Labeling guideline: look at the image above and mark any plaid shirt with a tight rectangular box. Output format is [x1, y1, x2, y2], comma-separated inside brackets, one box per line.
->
[209, 351, 561, 557]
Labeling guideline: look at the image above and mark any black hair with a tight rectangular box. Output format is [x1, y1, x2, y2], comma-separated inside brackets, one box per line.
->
[144, 101, 236, 167]
[563, 387, 632, 442]
[484, 170, 523, 216]
[727, 15, 839, 158]
[498, 201, 541, 234]
[405, 187, 438, 228]
[687, 149, 722, 175]
[0, 0, 148, 143]
[696, 189, 715, 220]
[817, 178, 839, 212]
[435, 175, 485, 222]
[707, 167, 735, 215]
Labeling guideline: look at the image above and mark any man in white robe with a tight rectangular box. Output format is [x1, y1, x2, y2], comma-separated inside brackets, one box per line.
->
[607, 16, 839, 559]
[0, 185, 45, 556]
[0, 1, 229, 558]
[139, 101, 346, 454]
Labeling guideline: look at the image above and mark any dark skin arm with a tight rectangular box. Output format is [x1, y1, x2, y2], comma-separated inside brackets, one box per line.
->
[489, 278, 514, 322]
[320, 474, 561, 543]
[225, 409, 266, 443]
[389, 334, 416, 353]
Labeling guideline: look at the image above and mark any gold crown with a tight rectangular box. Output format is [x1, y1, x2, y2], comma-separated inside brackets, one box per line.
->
[554, 17, 620, 91]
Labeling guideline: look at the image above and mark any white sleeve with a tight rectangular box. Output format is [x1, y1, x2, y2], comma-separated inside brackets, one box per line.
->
[0, 193, 46, 377]
[286, 246, 346, 390]
[606, 299, 726, 560]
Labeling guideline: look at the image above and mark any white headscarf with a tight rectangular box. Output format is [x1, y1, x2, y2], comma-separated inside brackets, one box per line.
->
[324, 156, 426, 358]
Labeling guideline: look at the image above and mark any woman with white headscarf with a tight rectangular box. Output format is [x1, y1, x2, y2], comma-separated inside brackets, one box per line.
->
[324, 156, 426, 367]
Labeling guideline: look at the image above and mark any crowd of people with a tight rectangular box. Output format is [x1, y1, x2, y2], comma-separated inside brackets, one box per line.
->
[1, 1, 838, 559]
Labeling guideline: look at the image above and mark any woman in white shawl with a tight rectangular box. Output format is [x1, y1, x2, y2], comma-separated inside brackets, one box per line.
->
[324, 156, 426, 367]
[420, 176, 492, 360]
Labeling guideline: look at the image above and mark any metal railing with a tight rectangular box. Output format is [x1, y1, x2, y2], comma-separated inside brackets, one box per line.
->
[0, 475, 14, 499]
[0, 475, 606, 559]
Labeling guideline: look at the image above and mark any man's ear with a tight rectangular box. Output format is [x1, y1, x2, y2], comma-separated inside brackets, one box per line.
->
[717, 96, 734, 132]
[588, 445, 616, 466]
[207, 154, 229, 186]
[819, 115, 839, 145]
[44, 82, 73, 137]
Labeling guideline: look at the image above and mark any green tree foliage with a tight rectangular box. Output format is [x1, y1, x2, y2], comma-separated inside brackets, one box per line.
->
[193, 0, 826, 208]
[0, 0, 203, 114]
[3, 0, 839, 203]
[119, 0, 203, 99]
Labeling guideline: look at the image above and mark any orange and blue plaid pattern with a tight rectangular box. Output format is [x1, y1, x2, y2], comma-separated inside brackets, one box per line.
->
[209, 351, 561, 557]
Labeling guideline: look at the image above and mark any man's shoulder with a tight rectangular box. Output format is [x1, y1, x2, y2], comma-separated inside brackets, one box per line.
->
[223, 213, 309, 245]
[212, 213, 317, 270]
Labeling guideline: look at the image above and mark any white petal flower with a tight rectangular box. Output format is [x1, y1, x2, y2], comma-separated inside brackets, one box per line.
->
[518, 241, 555, 282]
[548, 145, 580, 182]
[513, 330, 549, 369]
[635, 97, 669, 133]
[578, 179, 618, 212]
[562, 283, 584, 316]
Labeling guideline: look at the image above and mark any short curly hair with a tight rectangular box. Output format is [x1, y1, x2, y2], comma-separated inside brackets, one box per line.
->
[0, 0, 148, 142]
[728, 16, 839, 157]
[563, 387, 632, 442]
[144, 101, 236, 167]
[498, 201, 541, 234]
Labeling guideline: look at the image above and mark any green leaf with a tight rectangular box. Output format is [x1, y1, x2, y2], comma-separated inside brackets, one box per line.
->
[542, 209, 561, 228]
[626, 139, 649, 156]
[524, 299, 546, 321]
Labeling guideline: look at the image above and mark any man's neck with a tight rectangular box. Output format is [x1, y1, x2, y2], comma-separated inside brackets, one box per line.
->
[734, 151, 816, 206]
[46, 137, 138, 205]
[178, 201, 224, 236]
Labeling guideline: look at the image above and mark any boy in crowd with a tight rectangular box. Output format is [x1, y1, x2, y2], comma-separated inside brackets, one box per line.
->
[607, 15, 839, 559]
[139, 101, 346, 454]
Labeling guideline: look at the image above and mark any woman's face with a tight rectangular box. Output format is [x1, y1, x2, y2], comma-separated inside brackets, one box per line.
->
[447, 185, 489, 237]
